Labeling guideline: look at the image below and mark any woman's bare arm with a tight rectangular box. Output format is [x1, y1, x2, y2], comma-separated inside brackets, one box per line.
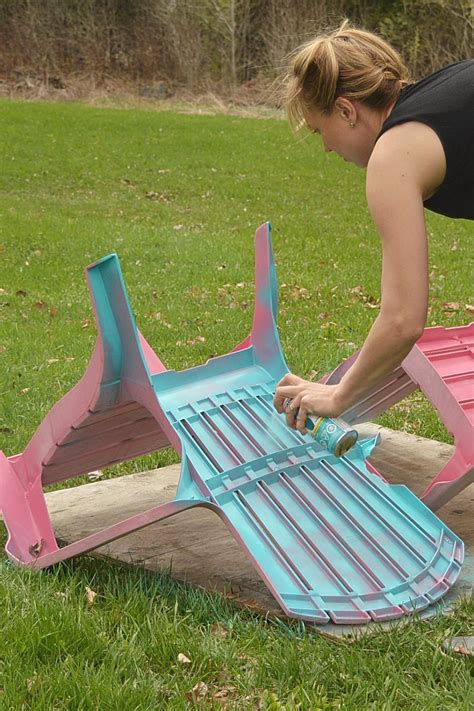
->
[275, 122, 446, 431]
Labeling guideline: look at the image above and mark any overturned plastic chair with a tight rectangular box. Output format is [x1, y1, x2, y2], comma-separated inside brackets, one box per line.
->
[0, 223, 464, 624]
[323, 324, 474, 511]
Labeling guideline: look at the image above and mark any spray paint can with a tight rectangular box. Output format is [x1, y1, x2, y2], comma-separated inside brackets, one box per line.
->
[283, 398, 358, 457]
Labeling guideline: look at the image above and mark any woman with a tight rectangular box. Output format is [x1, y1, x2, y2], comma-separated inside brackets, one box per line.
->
[274, 20, 473, 432]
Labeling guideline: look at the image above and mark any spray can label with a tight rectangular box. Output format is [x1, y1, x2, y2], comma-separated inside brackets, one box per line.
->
[283, 398, 358, 457]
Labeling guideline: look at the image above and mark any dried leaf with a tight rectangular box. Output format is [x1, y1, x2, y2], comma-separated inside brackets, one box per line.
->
[186, 681, 208, 702]
[33, 301, 47, 310]
[145, 191, 158, 199]
[49, 307, 59, 318]
[214, 685, 236, 700]
[85, 586, 97, 605]
[178, 653, 191, 665]
[153, 312, 173, 329]
[20, 388, 30, 394]
[443, 302, 460, 312]
[87, 470, 104, 481]
[173, 224, 183, 231]
[15, 289, 27, 298]
[176, 336, 206, 346]
[465, 304, 474, 313]
[47, 358, 59, 365]
[211, 622, 229, 638]
[81, 319, 90, 329]
[288, 286, 311, 300]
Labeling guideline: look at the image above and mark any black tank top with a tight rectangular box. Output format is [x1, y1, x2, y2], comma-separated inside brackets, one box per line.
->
[377, 59, 474, 220]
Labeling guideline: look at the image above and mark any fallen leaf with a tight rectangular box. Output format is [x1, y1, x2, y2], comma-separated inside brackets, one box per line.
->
[85, 586, 97, 605]
[177, 653, 191, 665]
[211, 622, 229, 638]
[288, 286, 311, 300]
[47, 358, 59, 365]
[443, 302, 460, 311]
[173, 224, 183, 231]
[49, 307, 58, 317]
[465, 304, 474, 313]
[176, 336, 206, 346]
[87, 470, 104, 481]
[16, 289, 27, 298]
[81, 319, 90, 329]
[21, 388, 30, 394]
[214, 685, 236, 699]
[145, 191, 158, 199]
[186, 681, 208, 702]
[153, 312, 173, 329]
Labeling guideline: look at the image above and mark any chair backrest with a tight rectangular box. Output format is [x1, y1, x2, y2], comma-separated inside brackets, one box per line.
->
[17, 254, 171, 487]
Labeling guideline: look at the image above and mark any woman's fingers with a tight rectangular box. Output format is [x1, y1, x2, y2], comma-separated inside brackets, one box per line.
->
[273, 374, 304, 412]
[275, 378, 342, 430]
[282, 392, 301, 429]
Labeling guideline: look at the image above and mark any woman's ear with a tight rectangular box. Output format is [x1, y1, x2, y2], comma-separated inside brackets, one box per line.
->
[334, 97, 356, 123]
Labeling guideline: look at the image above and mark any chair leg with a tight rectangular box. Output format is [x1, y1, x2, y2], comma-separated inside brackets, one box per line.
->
[0, 451, 58, 565]
[421, 446, 474, 511]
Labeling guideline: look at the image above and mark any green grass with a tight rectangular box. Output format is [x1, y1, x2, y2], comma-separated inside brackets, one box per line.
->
[0, 100, 473, 709]
[0, 555, 473, 710]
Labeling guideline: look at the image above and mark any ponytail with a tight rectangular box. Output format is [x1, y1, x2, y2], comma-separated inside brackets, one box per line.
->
[285, 19, 410, 131]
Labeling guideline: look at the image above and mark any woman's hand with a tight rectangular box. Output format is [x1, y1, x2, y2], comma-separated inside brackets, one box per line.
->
[274, 373, 344, 432]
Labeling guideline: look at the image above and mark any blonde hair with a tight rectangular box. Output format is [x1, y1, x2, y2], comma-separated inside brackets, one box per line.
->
[285, 19, 410, 131]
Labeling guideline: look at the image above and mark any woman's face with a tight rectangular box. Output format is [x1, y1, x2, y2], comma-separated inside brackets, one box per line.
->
[306, 103, 375, 168]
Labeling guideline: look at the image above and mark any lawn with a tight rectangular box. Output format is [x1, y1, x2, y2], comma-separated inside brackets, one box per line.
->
[0, 99, 472, 709]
